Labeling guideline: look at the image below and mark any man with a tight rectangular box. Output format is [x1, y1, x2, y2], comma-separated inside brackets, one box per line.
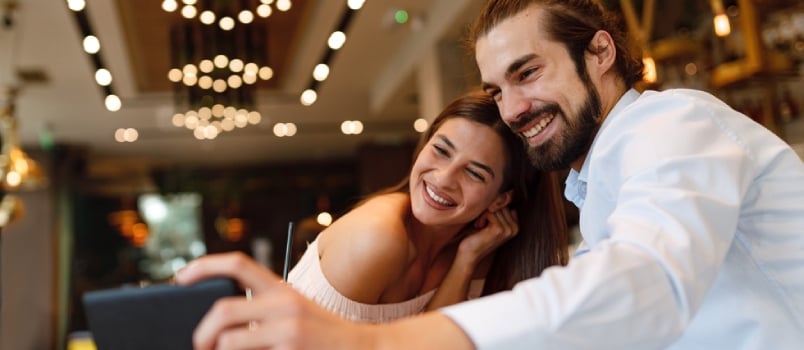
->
[176, 0, 804, 348]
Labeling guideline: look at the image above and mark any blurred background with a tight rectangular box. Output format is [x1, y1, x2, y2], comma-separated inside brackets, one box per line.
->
[0, 0, 802, 349]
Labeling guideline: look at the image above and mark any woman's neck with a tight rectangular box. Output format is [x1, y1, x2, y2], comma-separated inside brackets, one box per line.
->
[404, 212, 465, 265]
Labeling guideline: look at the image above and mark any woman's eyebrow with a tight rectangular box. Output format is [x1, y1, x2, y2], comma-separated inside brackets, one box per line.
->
[436, 134, 495, 179]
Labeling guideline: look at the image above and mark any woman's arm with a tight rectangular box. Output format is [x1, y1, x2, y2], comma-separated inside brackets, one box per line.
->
[426, 208, 517, 310]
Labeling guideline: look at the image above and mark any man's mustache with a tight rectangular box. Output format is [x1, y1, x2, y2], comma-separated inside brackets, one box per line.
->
[508, 104, 562, 131]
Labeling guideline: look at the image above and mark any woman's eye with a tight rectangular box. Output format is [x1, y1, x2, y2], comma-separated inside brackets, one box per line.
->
[433, 144, 449, 157]
[466, 168, 486, 182]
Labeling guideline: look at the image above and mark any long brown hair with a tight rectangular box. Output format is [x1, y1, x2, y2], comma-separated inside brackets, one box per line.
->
[375, 90, 568, 294]
[469, 0, 644, 87]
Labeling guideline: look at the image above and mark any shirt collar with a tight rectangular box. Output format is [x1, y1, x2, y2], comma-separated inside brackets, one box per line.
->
[563, 88, 641, 208]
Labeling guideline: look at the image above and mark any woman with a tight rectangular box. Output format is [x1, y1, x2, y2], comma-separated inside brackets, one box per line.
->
[178, 91, 568, 325]
[285, 90, 569, 322]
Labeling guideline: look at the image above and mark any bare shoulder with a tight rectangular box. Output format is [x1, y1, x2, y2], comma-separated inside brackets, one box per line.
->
[315, 192, 413, 303]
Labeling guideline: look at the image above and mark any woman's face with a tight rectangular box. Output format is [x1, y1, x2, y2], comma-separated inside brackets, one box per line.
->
[409, 117, 511, 227]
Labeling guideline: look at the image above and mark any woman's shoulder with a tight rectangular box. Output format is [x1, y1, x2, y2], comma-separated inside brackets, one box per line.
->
[318, 192, 412, 260]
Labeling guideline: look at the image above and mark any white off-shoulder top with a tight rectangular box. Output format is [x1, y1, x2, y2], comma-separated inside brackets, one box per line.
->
[288, 239, 484, 323]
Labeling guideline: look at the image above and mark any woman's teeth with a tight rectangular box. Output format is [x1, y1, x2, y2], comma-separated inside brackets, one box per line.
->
[522, 114, 555, 138]
[426, 185, 455, 206]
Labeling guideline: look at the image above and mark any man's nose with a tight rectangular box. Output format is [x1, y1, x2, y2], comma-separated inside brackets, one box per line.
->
[499, 90, 530, 126]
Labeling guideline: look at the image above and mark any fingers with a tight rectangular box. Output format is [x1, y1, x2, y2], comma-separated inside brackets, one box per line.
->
[487, 208, 518, 238]
[175, 252, 282, 295]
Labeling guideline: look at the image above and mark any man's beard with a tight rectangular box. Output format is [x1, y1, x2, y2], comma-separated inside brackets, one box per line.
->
[515, 84, 602, 171]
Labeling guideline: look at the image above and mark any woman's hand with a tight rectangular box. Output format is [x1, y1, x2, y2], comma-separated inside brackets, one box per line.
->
[456, 207, 519, 268]
[175, 252, 375, 350]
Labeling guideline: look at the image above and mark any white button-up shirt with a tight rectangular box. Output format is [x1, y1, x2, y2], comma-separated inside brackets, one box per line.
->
[442, 89, 804, 349]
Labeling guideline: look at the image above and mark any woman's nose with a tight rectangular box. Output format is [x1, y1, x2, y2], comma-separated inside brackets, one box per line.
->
[432, 164, 460, 188]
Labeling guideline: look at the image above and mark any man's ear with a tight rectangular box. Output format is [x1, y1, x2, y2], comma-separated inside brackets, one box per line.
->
[489, 190, 513, 212]
[586, 30, 616, 78]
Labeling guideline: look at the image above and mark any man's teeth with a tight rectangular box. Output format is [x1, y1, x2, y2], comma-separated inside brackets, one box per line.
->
[522, 115, 555, 138]
[426, 185, 454, 206]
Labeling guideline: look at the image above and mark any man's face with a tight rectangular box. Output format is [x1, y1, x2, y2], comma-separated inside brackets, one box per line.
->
[475, 6, 601, 171]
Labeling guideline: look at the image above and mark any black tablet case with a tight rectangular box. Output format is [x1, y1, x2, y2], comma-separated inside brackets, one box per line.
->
[82, 278, 238, 350]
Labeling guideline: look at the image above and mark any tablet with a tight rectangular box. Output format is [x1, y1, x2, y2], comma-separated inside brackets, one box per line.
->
[82, 278, 239, 350]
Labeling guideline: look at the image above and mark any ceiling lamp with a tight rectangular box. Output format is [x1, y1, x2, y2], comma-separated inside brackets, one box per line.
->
[161, 0, 292, 29]
[167, 15, 272, 139]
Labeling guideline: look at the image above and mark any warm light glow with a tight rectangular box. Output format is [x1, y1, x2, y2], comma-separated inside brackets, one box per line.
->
[313, 64, 330, 81]
[182, 63, 198, 76]
[347, 0, 365, 10]
[285, 123, 297, 136]
[276, 0, 291, 11]
[181, 5, 197, 18]
[260, 0, 275, 4]
[182, 74, 198, 86]
[114, 128, 126, 142]
[199, 10, 216, 24]
[67, 0, 86, 12]
[229, 59, 244, 72]
[244, 62, 259, 75]
[161, 0, 178, 12]
[168, 68, 183, 82]
[199, 59, 214, 73]
[340, 120, 364, 135]
[123, 128, 139, 142]
[227, 75, 243, 89]
[105, 94, 122, 111]
[317, 212, 333, 226]
[413, 118, 428, 133]
[713, 14, 731, 37]
[273, 123, 289, 137]
[300, 89, 317, 106]
[258, 66, 274, 80]
[328, 31, 347, 50]
[114, 127, 137, 143]
[642, 56, 657, 84]
[182, 0, 197, 5]
[198, 75, 213, 89]
[257, 4, 272, 18]
[198, 107, 212, 120]
[214, 55, 229, 68]
[243, 73, 258, 85]
[5, 171, 21, 187]
[684, 62, 698, 76]
[247, 111, 262, 125]
[83, 35, 100, 54]
[171, 113, 185, 127]
[219, 16, 235, 31]
[238, 10, 254, 24]
[212, 79, 227, 92]
[95, 68, 112, 86]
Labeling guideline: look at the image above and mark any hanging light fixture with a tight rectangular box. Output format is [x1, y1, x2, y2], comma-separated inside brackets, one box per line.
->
[166, 9, 274, 140]
[162, 0, 292, 29]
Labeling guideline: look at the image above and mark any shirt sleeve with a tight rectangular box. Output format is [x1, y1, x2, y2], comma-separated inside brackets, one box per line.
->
[442, 91, 756, 349]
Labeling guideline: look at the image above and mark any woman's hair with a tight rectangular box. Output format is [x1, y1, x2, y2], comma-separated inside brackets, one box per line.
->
[468, 0, 644, 88]
[376, 90, 569, 294]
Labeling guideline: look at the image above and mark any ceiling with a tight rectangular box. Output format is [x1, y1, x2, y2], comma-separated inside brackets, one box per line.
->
[0, 0, 487, 176]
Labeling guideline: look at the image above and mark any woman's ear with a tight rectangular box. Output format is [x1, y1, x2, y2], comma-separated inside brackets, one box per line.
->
[489, 190, 513, 212]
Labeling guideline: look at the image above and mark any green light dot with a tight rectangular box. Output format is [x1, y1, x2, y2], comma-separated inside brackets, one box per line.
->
[394, 10, 409, 24]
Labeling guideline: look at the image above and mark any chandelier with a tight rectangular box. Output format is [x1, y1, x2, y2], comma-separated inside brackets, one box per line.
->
[164, 1, 281, 140]
[162, 0, 293, 30]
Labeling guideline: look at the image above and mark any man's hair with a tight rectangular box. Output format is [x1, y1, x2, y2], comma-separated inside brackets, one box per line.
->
[470, 0, 644, 87]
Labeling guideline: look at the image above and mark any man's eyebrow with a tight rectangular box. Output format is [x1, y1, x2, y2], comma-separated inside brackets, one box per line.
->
[480, 53, 538, 92]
